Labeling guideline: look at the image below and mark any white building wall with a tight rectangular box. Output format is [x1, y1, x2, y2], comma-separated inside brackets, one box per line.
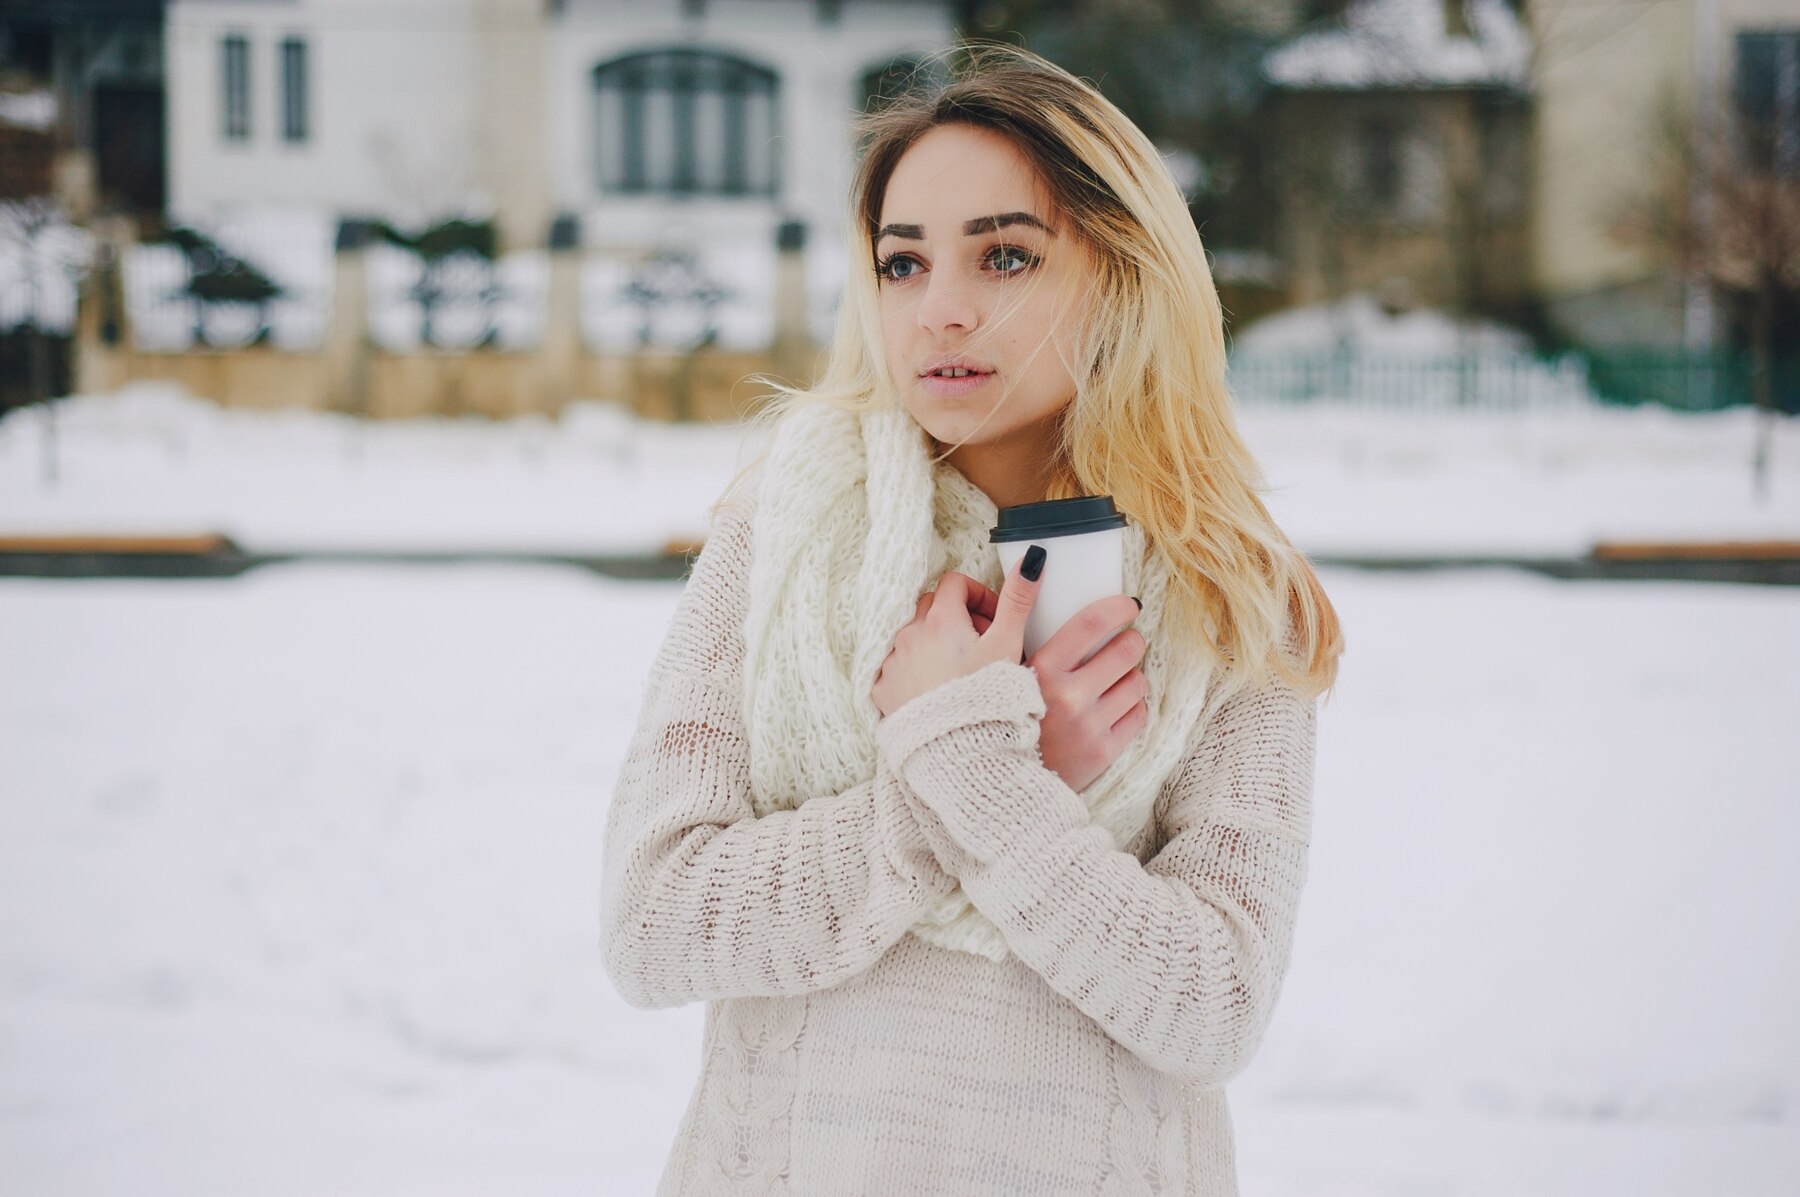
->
[547, 0, 950, 250]
[167, 0, 483, 226]
[169, 0, 952, 244]
[163, 0, 953, 351]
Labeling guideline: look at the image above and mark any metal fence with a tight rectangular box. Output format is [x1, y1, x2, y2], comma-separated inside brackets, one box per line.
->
[1226, 347, 1800, 415]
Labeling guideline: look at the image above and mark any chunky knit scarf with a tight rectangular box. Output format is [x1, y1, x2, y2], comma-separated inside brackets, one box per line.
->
[741, 400, 1217, 963]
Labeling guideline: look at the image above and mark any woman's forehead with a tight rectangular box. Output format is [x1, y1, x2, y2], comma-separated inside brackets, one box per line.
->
[877, 125, 1054, 231]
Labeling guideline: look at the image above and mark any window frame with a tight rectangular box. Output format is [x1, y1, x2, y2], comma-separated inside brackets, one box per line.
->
[221, 33, 251, 142]
[280, 35, 310, 145]
[1734, 28, 1800, 178]
[591, 48, 780, 199]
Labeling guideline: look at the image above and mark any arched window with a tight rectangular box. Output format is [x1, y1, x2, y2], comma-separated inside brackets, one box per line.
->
[592, 49, 780, 198]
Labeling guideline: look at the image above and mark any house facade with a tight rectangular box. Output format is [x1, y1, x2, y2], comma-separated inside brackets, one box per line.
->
[1262, 0, 1536, 324]
[165, 0, 954, 254]
[1529, 0, 1799, 353]
[0, 0, 168, 220]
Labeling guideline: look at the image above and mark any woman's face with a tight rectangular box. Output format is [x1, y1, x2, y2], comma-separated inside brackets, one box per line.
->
[873, 122, 1092, 462]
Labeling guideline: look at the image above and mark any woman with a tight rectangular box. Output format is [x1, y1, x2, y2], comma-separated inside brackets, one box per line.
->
[601, 43, 1343, 1195]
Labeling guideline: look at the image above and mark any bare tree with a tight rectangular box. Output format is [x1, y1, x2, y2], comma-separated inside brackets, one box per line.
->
[0, 197, 92, 488]
[1605, 76, 1800, 502]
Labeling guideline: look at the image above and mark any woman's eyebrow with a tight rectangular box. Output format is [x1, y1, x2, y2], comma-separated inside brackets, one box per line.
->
[962, 211, 1056, 237]
[872, 212, 1057, 243]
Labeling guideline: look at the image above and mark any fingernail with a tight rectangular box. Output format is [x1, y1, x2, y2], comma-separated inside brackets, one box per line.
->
[1132, 596, 1142, 609]
[1022, 544, 1046, 581]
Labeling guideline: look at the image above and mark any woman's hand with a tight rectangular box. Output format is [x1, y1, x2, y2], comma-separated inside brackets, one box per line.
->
[1026, 593, 1149, 793]
[871, 547, 1046, 720]
[871, 546, 1150, 793]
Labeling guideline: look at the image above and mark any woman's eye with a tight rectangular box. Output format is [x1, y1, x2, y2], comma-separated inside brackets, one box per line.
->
[988, 245, 1038, 273]
[875, 254, 922, 281]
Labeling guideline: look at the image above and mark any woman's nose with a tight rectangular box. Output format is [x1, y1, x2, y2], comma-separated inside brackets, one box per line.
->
[915, 271, 978, 335]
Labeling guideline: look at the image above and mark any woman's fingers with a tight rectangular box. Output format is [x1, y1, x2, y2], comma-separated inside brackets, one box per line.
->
[1034, 594, 1140, 676]
[1095, 666, 1150, 729]
[1076, 625, 1147, 691]
[958, 575, 1000, 624]
[905, 574, 993, 635]
[1107, 696, 1151, 747]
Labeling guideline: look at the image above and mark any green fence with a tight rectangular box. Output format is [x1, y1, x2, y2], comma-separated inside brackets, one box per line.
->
[1225, 347, 1800, 415]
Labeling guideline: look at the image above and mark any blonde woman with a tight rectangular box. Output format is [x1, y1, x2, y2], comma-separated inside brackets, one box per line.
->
[601, 43, 1342, 1195]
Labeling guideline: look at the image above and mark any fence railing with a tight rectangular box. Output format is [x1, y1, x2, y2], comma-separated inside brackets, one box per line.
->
[1226, 347, 1800, 415]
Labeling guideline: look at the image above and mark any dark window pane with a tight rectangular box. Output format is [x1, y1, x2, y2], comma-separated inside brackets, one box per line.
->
[281, 38, 309, 143]
[592, 49, 779, 198]
[1735, 30, 1800, 176]
[1365, 118, 1400, 206]
[222, 35, 249, 141]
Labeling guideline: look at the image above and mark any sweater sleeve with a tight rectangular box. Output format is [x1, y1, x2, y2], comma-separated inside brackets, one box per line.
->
[599, 491, 959, 1010]
[874, 652, 1317, 1089]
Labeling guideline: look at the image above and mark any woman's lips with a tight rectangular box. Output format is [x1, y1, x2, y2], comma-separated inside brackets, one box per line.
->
[918, 369, 995, 397]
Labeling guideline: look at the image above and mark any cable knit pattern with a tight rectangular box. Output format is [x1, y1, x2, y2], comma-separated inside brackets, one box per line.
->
[600, 443, 1319, 1195]
[1100, 1038, 1185, 1194]
[698, 996, 806, 1192]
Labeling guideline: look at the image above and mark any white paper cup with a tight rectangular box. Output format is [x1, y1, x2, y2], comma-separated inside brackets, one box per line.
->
[991, 496, 1129, 665]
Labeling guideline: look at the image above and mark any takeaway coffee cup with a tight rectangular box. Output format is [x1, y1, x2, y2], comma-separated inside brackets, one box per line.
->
[990, 496, 1130, 665]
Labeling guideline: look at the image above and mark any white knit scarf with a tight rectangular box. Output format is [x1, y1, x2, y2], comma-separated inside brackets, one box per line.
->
[741, 400, 1217, 963]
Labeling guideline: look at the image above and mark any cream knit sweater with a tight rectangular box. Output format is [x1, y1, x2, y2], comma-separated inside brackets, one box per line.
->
[600, 470, 1319, 1196]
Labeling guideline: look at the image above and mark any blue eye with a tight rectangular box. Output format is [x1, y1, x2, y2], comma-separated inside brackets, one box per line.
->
[874, 253, 922, 281]
[989, 245, 1038, 273]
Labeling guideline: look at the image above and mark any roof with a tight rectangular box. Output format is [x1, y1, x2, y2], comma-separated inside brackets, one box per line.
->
[1264, 0, 1531, 92]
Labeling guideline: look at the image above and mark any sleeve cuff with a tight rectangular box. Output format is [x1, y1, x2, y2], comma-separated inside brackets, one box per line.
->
[874, 658, 1046, 775]
[876, 659, 1093, 870]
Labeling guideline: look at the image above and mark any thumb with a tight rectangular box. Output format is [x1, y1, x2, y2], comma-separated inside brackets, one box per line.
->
[987, 544, 1046, 655]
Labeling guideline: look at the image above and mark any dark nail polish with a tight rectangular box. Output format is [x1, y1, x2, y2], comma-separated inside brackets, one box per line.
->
[1132, 596, 1142, 609]
[1022, 544, 1046, 582]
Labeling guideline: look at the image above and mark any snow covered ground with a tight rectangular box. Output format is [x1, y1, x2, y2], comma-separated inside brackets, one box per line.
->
[1, 381, 1796, 556]
[1, 385, 1797, 1194]
[1, 561, 1795, 1195]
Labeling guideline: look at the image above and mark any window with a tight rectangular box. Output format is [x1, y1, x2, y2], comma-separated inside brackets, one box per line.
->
[221, 34, 250, 141]
[281, 36, 309, 144]
[1479, 109, 1528, 221]
[592, 50, 779, 197]
[1337, 114, 1444, 226]
[1360, 117, 1402, 208]
[1735, 29, 1800, 176]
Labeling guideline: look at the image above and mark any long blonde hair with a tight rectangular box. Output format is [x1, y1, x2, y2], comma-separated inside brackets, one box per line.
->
[718, 41, 1342, 701]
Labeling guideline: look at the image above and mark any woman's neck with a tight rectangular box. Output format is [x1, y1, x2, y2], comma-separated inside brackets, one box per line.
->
[937, 427, 1061, 511]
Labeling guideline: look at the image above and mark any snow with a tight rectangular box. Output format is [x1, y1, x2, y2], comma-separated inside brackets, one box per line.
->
[0, 203, 93, 335]
[1233, 291, 1534, 355]
[14, 196, 845, 355]
[1228, 292, 1600, 415]
[580, 241, 778, 353]
[1, 558, 1795, 1194]
[0, 88, 56, 132]
[0, 378, 1797, 1192]
[2, 376, 1795, 557]
[126, 208, 335, 351]
[1265, 0, 1531, 91]
[0, 385, 756, 555]
[366, 245, 548, 353]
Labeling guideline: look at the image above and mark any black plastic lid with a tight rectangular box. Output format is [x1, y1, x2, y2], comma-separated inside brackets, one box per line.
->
[989, 495, 1127, 543]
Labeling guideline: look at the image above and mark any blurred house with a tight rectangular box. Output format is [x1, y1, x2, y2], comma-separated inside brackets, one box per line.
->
[1256, 0, 1797, 374]
[0, 0, 168, 220]
[164, 0, 953, 258]
[1262, 0, 1534, 325]
[51, 0, 956, 419]
[1529, 0, 1798, 357]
